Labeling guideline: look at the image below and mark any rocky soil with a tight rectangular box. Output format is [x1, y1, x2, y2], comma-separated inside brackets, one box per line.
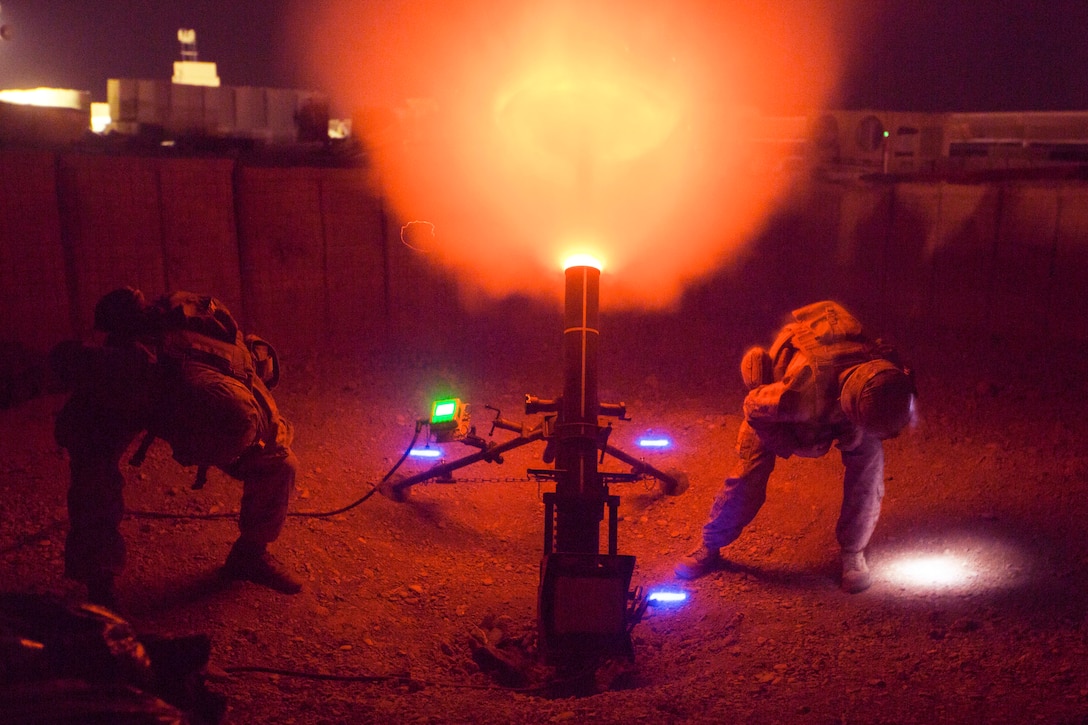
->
[2, 307, 1087, 724]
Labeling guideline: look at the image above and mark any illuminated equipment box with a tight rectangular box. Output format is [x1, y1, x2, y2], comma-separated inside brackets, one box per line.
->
[428, 398, 469, 442]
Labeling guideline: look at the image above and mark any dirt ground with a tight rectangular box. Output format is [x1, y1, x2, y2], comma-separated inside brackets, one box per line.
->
[2, 305, 1088, 724]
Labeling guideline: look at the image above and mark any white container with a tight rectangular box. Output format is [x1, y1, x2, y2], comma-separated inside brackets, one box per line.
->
[234, 86, 267, 134]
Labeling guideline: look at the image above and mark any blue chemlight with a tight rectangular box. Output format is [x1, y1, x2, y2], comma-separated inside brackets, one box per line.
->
[409, 447, 442, 458]
[647, 589, 688, 604]
[638, 437, 671, 449]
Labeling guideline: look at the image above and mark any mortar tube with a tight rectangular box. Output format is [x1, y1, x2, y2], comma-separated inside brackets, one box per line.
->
[554, 264, 604, 554]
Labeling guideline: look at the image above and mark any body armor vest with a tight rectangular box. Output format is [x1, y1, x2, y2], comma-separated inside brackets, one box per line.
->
[768, 301, 882, 407]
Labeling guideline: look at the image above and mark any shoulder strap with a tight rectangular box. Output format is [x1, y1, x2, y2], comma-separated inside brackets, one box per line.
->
[157, 292, 239, 344]
[767, 325, 798, 381]
[161, 328, 255, 384]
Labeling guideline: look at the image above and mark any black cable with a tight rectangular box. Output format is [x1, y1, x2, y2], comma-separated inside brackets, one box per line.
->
[120, 420, 614, 697]
[285, 484, 381, 518]
[222, 662, 601, 694]
[382, 419, 425, 485]
[223, 665, 411, 684]
[125, 420, 426, 521]
[126, 509, 235, 520]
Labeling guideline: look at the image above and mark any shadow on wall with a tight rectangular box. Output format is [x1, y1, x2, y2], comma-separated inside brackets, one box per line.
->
[0, 341, 48, 410]
[678, 177, 1088, 347]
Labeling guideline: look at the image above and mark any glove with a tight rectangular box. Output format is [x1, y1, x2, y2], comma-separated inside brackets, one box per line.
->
[245, 335, 280, 389]
[740, 346, 772, 390]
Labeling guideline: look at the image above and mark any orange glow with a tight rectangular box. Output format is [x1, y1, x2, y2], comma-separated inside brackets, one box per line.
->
[562, 254, 603, 271]
[291, 1, 853, 308]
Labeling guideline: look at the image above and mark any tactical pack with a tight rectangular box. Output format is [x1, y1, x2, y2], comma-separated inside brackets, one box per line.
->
[139, 292, 287, 473]
[156, 293, 264, 387]
[741, 301, 902, 398]
[771, 301, 877, 385]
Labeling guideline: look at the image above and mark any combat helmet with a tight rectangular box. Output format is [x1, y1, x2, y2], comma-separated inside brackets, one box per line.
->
[93, 286, 148, 335]
[840, 359, 916, 439]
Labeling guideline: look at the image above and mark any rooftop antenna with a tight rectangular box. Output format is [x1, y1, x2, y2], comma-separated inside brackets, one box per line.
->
[172, 28, 219, 87]
[177, 28, 198, 62]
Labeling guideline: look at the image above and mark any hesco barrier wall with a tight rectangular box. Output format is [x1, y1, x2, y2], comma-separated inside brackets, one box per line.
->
[2, 148, 1088, 364]
[0, 151, 70, 351]
[692, 177, 1088, 346]
[0, 149, 458, 363]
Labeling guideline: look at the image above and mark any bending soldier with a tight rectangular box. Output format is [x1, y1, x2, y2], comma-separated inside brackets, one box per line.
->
[52, 287, 301, 607]
[676, 301, 916, 593]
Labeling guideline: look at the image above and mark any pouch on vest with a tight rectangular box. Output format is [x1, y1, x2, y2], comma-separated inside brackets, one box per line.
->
[154, 360, 264, 468]
[159, 292, 239, 344]
[790, 300, 863, 345]
[760, 301, 878, 423]
[150, 292, 287, 467]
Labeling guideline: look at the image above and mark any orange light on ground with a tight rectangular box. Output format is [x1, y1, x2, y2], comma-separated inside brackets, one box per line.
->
[291, 0, 854, 308]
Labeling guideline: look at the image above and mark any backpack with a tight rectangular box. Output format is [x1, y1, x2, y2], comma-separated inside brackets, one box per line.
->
[154, 293, 250, 381]
[143, 293, 287, 471]
[767, 301, 888, 405]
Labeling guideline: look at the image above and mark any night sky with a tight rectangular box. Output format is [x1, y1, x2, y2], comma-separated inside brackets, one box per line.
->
[0, 1, 302, 100]
[1, 0, 1086, 112]
[838, 0, 1088, 112]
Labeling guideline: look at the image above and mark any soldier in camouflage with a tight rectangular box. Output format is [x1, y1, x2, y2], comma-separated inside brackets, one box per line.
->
[52, 287, 302, 607]
[676, 301, 916, 593]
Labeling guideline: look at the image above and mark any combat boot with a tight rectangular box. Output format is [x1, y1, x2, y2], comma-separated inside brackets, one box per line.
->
[222, 540, 303, 595]
[675, 544, 722, 580]
[841, 550, 872, 593]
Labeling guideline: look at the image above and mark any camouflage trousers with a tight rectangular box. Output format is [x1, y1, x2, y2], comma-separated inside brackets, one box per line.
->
[701, 420, 885, 555]
[57, 393, 296, 586]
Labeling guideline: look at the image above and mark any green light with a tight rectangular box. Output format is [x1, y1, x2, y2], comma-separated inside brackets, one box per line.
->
[431, 398, 460, 426]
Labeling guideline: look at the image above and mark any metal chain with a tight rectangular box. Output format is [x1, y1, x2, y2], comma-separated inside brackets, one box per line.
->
[426, 476, 538, 483]
[422, 474, 655, 485]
